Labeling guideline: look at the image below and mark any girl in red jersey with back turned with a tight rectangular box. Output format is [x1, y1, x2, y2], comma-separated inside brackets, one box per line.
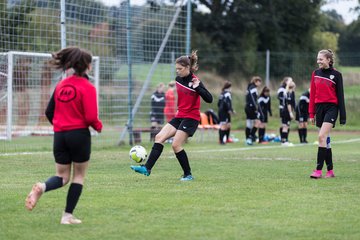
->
[25, 47, 102, 224]
[309, 49, 346, 179]
[131, 50, 213, 181]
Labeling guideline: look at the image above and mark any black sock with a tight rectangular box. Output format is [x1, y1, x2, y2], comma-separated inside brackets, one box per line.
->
[251, 127, 258, 140]
[325, 148, 333, 171]
[145, 143, 164, 170]
[175, 149, 191, 176]
[281, 131, 288, 143]
[65, 183, 83, 214]
[45, 176, 63, 192]
[219, 129, 225, 144]
[245, 127, 251, 139]
[303, 128, 307, 142]
[287, 128, 290, 142]
[316, 147, 327, 170]
[279, 127, 282, 136]
[258, 128, 265, 142]
[225, 129, 230, 140]
[298, 129, 302, 142]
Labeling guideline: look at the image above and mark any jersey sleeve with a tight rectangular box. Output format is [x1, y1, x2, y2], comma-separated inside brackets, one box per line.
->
[83, 84, 103, 132]
[336, 73, 346, 124]
[195, 81, 213, 103]
[45, 91, 55, 125]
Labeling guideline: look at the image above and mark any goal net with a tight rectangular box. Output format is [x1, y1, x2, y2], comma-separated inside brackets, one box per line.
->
[0, 51, 100, 140]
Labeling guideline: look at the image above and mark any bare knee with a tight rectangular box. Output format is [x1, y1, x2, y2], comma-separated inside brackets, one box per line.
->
[318, 134, 327, 145]
[57, 174, 70, 186]
[154, 133, 164, 143]
[172, 142, 182, 153]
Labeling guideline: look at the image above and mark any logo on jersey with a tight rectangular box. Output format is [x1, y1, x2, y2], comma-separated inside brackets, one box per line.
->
[330, 75, 335, 80]
[58, 85, 76, 102]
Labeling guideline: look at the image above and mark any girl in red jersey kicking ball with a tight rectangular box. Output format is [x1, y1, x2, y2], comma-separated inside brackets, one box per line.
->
[131, 50, 213, 181]
[309, 49, 346, 179]
[25, 47, 103, 224]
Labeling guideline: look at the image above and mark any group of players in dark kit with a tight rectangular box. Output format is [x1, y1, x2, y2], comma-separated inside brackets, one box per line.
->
[217, 76, 311, 146]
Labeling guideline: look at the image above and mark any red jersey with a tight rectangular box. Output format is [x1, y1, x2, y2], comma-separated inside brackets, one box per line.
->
[309, 67, 346, 123]
[50, 75, 102, 132]
[175, 73, 213, 121]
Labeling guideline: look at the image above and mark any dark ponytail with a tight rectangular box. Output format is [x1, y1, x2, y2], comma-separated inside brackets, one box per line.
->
[176, 50, 199, 72]
[49, 46, 92, 76]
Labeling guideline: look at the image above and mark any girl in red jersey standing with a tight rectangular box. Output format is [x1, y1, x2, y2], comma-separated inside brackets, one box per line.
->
[309, 49, 346, 179]
[131, 50, 213, 181]
[25, 47, 103, 224]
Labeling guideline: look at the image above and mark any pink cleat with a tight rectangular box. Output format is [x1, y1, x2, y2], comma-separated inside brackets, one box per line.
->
[325, 170, 335, 178]
[310, 170, 322, 179]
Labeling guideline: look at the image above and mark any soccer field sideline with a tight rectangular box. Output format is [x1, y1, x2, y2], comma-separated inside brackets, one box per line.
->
[1, 137, 360, 157]
[193, 137, 360, 153]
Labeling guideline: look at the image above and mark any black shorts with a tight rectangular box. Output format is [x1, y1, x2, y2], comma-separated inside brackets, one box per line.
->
[53, 128, 91, 165]
[260, 113, 268, 123]
[218, 111, 231, 124]
[281, 110, 291, 126]
[245, 107, 257, 120]
[169, 118, 199, 137]
[315, 103, 338, 128]
[150, 112, 164, 124]
[296, 112, 309, 122]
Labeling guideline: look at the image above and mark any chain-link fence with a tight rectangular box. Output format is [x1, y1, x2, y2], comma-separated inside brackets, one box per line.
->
[0, 0, 188, 152]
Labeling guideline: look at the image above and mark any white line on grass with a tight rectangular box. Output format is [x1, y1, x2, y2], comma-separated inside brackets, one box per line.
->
[1, 138, 360, 157]
[192, 137, 360, 153]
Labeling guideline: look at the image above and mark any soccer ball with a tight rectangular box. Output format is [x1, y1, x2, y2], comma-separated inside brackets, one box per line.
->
[129, 145, 147, 163]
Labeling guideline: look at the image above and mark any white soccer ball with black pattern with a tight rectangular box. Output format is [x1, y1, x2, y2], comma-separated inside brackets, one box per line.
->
[129, 145, 147, 163]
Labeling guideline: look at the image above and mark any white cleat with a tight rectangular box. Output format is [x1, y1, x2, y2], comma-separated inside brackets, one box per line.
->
[61, 213, 82, 225]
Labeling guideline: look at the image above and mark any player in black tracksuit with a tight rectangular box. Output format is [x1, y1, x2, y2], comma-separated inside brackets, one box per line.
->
[280, 81, 296, 144]
[277, 77, 295, 143]
[218, 81, 235, 144]
[295, 89, 310, 143]
[244, 76, 262, 145]
[150, 83, 165, 140]
[257, 86, 272, 143]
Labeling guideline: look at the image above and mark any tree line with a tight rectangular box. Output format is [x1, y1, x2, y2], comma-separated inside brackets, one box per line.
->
[192, 0, 360, 78]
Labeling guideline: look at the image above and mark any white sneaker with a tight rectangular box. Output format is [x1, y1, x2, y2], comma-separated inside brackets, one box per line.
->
[61, 213, 82, 225]
[281, 142, 294, 147]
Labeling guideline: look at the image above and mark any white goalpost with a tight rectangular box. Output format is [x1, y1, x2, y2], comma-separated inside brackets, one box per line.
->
[0, 51, 100, 141]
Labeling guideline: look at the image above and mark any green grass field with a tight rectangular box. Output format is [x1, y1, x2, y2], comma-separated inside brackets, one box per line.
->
[1, 131, 360, 240]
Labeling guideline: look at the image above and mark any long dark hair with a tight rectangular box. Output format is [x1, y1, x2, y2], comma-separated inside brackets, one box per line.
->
[222, 80, 232, 92]
[49, 46, 92, 76]
[260, 86, 270, 96]
[176, 50, 199, 72]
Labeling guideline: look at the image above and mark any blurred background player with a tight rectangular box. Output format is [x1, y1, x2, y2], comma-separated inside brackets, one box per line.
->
[309, 49, 346, 179]
[244, 76, 262, 145]
[280, 80, 296, 146]
[164, 81, 176, 123]
[25, 47, 103, 224]
[164, 81, 176, 143]
[257, 86, 272, 144]
[131, 50, 213, 181]
[218, 80, 235, 144]
[150, 82, 165, 141]
[296, 89, 310, 143]
[277, 77, 294, 140]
